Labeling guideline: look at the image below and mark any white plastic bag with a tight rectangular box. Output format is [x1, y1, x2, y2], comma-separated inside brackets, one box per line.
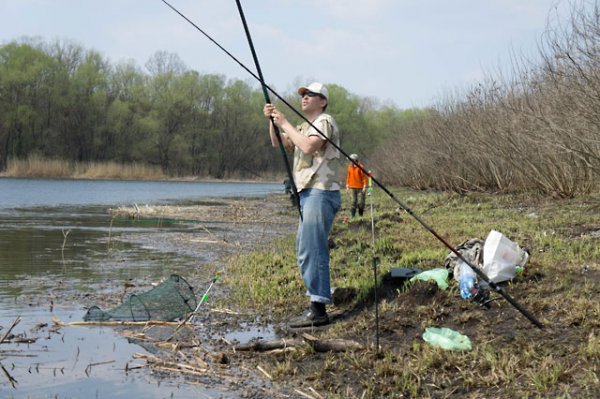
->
[482, 230, 528, 283]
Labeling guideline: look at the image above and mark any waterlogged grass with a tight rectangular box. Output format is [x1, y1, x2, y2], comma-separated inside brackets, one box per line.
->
[224, 188, 600, 398]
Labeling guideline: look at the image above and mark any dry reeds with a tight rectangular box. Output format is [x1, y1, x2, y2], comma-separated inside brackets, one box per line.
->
[4, 154, 73, 178]
[3, 155, 165, 180]
[76, 161, 165, 180]
[372, 2, 600, 198]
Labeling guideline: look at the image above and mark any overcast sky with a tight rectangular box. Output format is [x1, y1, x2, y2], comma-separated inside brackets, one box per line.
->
[0, 0, 582, 109]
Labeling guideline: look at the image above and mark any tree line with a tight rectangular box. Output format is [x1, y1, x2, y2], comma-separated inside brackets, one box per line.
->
[3, 1, 598, 197]
[373, 1, 600, 197]
[0, 38, 403, 179]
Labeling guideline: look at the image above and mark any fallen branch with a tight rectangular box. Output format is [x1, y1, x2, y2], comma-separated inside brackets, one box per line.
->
[4, 337, 36, 344]
[132, 352, 209, 375]
[294, 388, 318, 399]
[234, 338, 304, 351]
[308, 387, 325, 399]
[0, 352, 37, 358]
[0, 316, 21, 344]
[211, 308, 243, 315]
[84, 360, 115, 377]
[234, 334, 364, 353]
[302, 333, 364, 352]
[263, 347, 297, 355]
[0, 363, 17, 388]
[117, 331, 200, 350]
[257, 364, 272, 380]
[52, 316, 181, 327]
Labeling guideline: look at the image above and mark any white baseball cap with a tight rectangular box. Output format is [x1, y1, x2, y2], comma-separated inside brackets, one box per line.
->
[298, 82, 329, 100]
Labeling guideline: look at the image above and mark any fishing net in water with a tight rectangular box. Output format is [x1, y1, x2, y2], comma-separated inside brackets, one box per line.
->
[83, 274, 197, 322]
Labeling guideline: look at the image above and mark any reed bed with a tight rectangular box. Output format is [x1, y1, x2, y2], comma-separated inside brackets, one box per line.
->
[3, 156, 165, 180]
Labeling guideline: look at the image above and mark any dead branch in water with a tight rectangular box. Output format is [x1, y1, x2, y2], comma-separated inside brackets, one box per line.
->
[0, 363, 18, 388]
[52, 316, 182, 327]
[0, 316, 21, 344]
[84, 360, 115, 377]
[132, 352, 210, 376]
[117, 331, 201, 351]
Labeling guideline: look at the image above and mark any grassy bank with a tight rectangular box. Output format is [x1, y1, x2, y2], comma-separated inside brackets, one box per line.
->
[223, 189, 599, 398]
[2, 155, 166, 180]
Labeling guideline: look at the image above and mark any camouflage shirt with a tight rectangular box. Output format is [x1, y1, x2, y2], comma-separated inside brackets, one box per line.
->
[292, 113, 343, 192]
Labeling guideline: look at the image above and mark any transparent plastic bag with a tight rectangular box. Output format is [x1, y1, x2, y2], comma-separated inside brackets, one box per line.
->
[422, 327, 472, 351]
[410, 268, 449, 290]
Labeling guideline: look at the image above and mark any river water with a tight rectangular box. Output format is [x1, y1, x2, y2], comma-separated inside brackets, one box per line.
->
[0, 178, 282, 398]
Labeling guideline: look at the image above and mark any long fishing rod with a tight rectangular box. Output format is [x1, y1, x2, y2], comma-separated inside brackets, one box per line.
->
[159, 0, 544, 329]
[160, 0, 300, 220]
[234, 0, 301, 220]
[368, 174, 381, 351]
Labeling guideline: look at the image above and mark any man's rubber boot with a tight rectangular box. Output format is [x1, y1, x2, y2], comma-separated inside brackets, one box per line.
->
[289, 302, 329, 328]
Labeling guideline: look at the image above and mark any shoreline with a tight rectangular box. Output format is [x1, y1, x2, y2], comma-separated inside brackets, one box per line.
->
[0, 157, 287, 183]
[0, 174, 285, 184]
[10, 189, 599, 398]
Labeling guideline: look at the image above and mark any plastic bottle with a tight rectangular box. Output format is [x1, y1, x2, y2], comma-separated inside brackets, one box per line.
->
[458, 262, 477, 299]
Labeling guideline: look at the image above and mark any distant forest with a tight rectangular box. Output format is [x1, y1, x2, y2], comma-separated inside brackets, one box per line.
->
[0, 38, 410, 179]
[2, 1, 599, 197]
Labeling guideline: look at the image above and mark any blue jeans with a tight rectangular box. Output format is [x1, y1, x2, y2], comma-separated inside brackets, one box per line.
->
[296, 189, 341, 304]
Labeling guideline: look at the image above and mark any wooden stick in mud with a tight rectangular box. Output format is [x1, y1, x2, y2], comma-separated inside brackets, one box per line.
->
[52, 316, 180, 327]
[234, 338, 304, 351]
[0, 316, 21, 344]
[132, 352, 209, 375]
[256, 365, 273, 380]
[302, 333, 364, 352]
[308, 387, 325, 399]
[234, 334, 364, 353]
[294, 388, 318, 399]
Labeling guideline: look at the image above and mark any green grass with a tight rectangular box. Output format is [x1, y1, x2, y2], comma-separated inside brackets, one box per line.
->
[222, 188, 600, 398]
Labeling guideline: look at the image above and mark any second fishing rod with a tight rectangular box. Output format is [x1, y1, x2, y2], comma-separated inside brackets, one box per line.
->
[160, 0, 543, 329]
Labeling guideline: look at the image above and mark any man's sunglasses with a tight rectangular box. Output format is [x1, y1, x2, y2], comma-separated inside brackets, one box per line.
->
[302, 91, 320, 98]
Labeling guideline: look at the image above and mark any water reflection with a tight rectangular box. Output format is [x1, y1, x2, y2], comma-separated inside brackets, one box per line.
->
[0, 178, 282, 397]
[0, 205, 197, 298]
[0, 177, 280, 208]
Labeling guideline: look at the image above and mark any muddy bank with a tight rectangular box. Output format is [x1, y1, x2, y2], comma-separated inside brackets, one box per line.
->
[109, 195, 297, 266]
[69, 195, 301, 397]
[7, 192, 600, 398]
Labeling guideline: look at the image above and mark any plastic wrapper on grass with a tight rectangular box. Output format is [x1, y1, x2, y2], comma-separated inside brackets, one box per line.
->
[409, 268, 449, 290]
[422, 327, 472, 351]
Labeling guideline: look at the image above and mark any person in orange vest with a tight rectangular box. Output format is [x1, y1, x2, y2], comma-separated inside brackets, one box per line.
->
[346, 154, 368, 217]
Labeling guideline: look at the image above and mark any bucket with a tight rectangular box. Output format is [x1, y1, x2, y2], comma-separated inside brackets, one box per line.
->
[482, 230, 529, 283]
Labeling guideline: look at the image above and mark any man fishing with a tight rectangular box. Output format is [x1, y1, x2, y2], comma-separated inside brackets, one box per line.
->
[346, 153, 368, 217]
[263, 82, 342, 327]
